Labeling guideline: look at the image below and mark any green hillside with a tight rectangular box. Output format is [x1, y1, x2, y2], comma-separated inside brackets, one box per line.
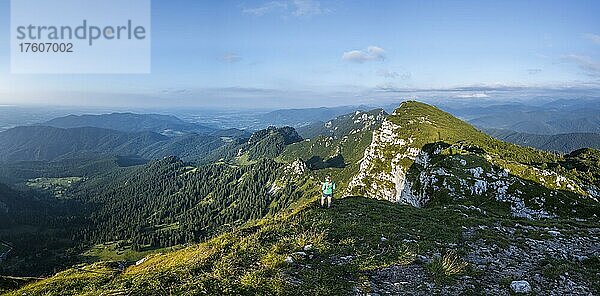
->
[207, 126, 303, 165]
[278, 109, 386, 192]
[69, 157, 312, 249]
[5, 196, 599, 295]
[0, 155, 146, 185]
[347, 101, 598, 218]
[2, 102, 600, 295]
[0, 126, 305, 278]
[1, 197, 459, 295]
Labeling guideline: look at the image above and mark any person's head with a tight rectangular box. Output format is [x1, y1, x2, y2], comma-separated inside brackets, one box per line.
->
[325, 176, 331, 182]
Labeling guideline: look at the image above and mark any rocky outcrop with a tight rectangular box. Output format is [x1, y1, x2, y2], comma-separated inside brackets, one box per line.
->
[343, 102, 600, 220]
[286, 159, 308, 175]
[347, 117, 428, 206]
[510, 280, 532, 293]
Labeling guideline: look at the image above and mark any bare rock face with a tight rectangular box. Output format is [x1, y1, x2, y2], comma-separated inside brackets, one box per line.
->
[286, 159, 308, 175]
[347, 117, 428, 207]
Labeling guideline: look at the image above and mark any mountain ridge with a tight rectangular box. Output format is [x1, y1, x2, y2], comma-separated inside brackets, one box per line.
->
[0, 126, 228, 163]
[297, 109, 387, 139]
[43, 112, 215, 135]
[2, 101, 600, 295]
[347, 102, 598, 218]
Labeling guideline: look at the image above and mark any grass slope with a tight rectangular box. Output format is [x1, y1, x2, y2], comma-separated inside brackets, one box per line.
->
[387, 101, 559, 166]
[4, 197, 466, 295]
[9, 196, 599, 295]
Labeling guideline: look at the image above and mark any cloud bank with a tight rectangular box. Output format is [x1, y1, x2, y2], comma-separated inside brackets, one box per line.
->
[342, 46, 386, 63]
[455, 93, 490, 98]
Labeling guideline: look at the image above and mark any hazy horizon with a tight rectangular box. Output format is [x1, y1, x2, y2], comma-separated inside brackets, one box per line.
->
[1, 0, 599, 109]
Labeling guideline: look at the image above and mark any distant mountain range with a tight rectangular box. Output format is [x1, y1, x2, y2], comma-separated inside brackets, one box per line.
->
[4, 100, 600, 164]
[0, 126, 164, 162]
[0, 113, 256, 163]
[256, 105, 371, 128]
[0, 126, 234, 163]
[43, 112, 215, 135]
[446, 99, 600, 135]
[255, 99, 600, 136]
[485, 129, 600, 153]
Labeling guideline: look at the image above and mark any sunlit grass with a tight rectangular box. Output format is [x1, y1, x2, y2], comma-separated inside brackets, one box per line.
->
[427, 250, 469, 282]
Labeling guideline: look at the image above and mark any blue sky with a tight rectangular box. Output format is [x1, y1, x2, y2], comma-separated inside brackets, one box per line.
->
[0, 0, 599, 109]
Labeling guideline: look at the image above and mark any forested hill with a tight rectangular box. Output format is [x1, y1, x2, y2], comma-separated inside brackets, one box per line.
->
[0, 122, 312, 276]
[468, 105, 600, 135]
[0, 126, 227, 162]
[43, 112, 215, 134]
[0, 126, 166, 162]
[205, 126, 304, 163]
[0, 182, 86, 276]
[0, 182, 83, 226]
[71, 157, 311, 249]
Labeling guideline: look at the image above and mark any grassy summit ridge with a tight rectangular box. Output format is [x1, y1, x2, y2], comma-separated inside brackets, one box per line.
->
[348, 101, 598, 218]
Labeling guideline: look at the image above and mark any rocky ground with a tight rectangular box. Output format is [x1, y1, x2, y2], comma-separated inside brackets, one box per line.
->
[355, 222, 600, 295]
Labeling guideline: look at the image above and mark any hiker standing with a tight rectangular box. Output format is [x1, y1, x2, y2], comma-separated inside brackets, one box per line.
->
[321, 176, 336, 208]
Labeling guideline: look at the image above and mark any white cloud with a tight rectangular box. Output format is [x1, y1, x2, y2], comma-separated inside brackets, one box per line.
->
[584, 33, 600, 45]
[243, 0, 323, 17]
[455, 93, 490, 98]
[243, 1, 287, 16]
[342, 46, 386, 63]
[221, 53, 242, 63]
[563, 54, 600, 76]
[292, 0, 322, 16]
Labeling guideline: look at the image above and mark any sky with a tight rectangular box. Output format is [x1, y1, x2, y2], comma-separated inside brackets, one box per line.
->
[0, 0, 599, 109]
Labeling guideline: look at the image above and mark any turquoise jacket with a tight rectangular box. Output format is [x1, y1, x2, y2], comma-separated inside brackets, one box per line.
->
[322, 181, 336, 195]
